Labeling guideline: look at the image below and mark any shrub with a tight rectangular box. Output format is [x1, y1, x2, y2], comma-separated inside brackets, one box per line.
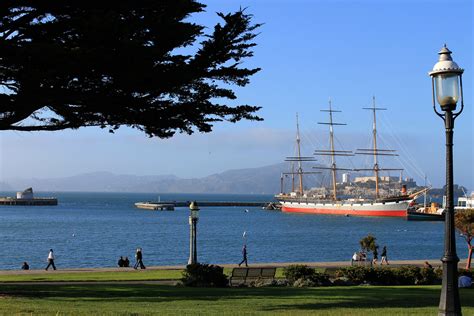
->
[334, 266, 440, 286]
[335, 266, 371, 284]
[419, 267, 438, 285]
[283, 265, 331, 287]
[393, 266, 421, 285]
[283, 265, 316, 284]
[372, 267, 396, 285]
[181, 263, 228, 287]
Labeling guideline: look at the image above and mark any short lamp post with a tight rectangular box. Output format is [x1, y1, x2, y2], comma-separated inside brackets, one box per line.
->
[188, 201, 200, 265]
[429, 45, 464, 316]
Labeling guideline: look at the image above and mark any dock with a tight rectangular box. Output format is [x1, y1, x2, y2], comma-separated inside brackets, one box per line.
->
[135, 201, 280, 211]
[0, 197, 58, 206]
[134, 202, 175, 211]
[0, 187, 57, 206]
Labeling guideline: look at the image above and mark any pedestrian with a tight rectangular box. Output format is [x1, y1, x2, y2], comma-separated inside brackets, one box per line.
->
[124, 256, 130, 267]
[134, 248, 146, 269]
[118, 256, 125, 267]
[21, 262, 29, 270]
[381, 246, 389, 265]
[238, 244, 248, 267]
[372, 248, 378, 265]
[45, 249, 56, 270]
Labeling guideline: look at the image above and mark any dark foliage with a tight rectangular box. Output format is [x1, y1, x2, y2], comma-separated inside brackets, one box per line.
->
[283, 264, 331, 286]
[0, 1, 261, 137]
[334, 266, 439, 286]
[181, 263, 228, 287]
[359, 234, 378, 254]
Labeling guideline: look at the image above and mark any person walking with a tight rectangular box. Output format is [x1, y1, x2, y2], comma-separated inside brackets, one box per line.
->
[372, 247, 378, 265]
[238, 244, 248, 267]
[45, 249, 56, 270]
[381, 246, 389, 265]
[134, 248, 146, 269]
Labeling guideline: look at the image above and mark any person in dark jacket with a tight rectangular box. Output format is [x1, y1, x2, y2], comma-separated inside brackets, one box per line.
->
[134, 248, 146, 269]
[118, 256, 125, 267]
[238, 244, 248, 267]
[123, 256, 130, 267]
[21, 262, 29, 270]
[381, 246, 389, 265]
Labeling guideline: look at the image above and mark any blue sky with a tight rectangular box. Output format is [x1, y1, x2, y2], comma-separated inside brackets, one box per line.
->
[1, 0, 472, 190]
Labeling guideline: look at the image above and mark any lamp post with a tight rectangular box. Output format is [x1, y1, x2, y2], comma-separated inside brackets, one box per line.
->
[188, 201, 200, 265]
[429, 45, 464, 316]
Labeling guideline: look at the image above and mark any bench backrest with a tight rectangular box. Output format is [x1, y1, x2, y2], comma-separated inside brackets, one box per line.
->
[231, 268, 248, 277]
[247, 268, 262, 278]
[261, 268, 276, 277]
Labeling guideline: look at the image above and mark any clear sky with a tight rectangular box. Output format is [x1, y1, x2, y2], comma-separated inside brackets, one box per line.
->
[0, 0, 472, 190]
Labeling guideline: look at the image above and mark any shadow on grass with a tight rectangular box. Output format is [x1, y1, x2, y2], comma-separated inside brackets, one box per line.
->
[1, 284, 473, 311]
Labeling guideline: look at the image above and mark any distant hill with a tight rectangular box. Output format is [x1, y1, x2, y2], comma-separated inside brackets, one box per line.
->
[3, 163, 325, 194]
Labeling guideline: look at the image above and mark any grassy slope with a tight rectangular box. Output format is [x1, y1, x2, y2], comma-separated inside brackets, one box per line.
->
[0, 284, 473, 315]
[0, 268, 288, 282]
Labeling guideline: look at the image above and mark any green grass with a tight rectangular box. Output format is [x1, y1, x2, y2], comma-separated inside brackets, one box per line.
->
[0, 270, 183, 282]
[0, 284, 473, 315]
[0, 267, 289, 282]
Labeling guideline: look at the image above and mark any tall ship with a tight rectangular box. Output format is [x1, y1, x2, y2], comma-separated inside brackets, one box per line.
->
[276, 98, 425, 217]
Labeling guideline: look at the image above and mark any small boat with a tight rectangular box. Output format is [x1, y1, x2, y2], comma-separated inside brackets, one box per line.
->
[406, 203, 444, 221]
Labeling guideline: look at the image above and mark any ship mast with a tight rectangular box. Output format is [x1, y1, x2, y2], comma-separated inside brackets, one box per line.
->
[328, 100, 338, 199]
[355, 96, 403, 199]
[314, 99, 353, 200]
[284, 113, 318, 195]
[296, 113, 304, 195]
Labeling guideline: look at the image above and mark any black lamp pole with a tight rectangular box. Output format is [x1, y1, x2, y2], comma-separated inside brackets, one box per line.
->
[188, 201, 200, 265]
[430, 45, 464, 316]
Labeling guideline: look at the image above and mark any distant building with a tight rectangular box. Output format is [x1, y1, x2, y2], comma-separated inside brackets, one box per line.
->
[16, 187, 34, 200]
[353, 176, 417, 187]
[342, 173, 350, 184]
[353, 176, 399, 183]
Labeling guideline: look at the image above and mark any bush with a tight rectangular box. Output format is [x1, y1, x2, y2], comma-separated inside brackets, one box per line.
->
[181, 263, 228, 287]
[283, 265, 331, 287]
[335, 266, 371, 284]
[393, 266, 421, 285]
[283, 265, 317, 284]
[334, 266, 440, 286]
[419, 267, 438, 285]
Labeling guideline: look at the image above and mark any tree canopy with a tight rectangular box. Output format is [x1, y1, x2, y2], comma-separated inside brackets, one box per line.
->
[359, 234, 378, 254]
[455, 209, 474, 269]
[0, 0, 261, 137]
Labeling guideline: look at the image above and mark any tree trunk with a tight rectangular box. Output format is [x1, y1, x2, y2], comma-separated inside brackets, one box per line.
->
[466, 242, 472, 270]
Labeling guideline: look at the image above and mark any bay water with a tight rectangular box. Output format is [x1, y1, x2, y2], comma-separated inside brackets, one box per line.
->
[0, 192, 464, 270]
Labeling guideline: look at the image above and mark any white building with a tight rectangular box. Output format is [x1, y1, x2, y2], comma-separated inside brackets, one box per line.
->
[342, 173, 350, 184]
[16, 188, 34, 200]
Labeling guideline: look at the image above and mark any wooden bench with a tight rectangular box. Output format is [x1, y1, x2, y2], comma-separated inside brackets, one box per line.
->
[229, 267, 276, 286]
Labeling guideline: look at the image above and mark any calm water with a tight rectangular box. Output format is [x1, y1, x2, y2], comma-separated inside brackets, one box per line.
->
[0, 192, 465, 270]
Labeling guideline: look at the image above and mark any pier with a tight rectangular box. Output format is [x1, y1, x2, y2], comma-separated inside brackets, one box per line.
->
[0, 197, 58, 206]
[135, 201, 280, 211]
[0, 188, 58, 206]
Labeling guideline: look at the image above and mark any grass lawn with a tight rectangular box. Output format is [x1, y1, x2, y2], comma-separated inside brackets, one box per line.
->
[0, 268, 289, 283]
[0, 284, 473, 315]
[0, 269, 184, 282]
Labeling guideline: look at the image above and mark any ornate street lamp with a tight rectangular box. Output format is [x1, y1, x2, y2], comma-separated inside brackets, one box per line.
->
[429, 45, 464, 316]
[188, 201, 200, 265]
